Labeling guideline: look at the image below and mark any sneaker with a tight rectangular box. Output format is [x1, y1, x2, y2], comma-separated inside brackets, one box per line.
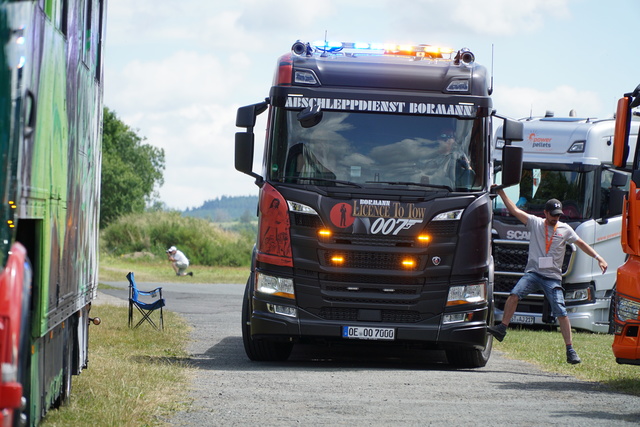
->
[566, 348, 582, 364]
[488, 323, 507, 342]
[188, 272, 194, 276]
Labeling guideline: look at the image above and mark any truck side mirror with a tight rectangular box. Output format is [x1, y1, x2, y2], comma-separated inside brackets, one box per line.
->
[502, 118, 524, 142]
[235, 132, 254, 174]
[236, 100, 269, 129]
[611, 170, 628, 187]
[613, 96, 631, 168]
[235, 132, 263, 184]
[500, 145, 523, 188]
[235, 100, 269, 184]
[608, 187, 626, 217]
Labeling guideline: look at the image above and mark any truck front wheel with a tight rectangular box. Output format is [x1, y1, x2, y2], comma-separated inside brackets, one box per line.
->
[445, 333, 493, 368]
[446, 304, 494, 368]
[241, 279, 293, 361]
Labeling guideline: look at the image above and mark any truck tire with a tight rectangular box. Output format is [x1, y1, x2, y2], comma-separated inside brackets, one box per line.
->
[242, 279, 293, 361]
[446, 303, 494, 368]
[446, 332, 493, 368]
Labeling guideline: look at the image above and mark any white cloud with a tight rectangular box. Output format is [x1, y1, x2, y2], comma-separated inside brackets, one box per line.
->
[492, 85, 607, 120]
[382, 0, 571, 38]
[106, 51, 244, 112]
[450, 0, 570, 35]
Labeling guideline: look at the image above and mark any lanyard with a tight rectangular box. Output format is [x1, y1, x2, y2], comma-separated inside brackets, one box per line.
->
[545, 223, 558, 255]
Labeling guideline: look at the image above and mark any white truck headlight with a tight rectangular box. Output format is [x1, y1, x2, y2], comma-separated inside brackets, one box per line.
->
[255, 273, 295, 299]
[617, 296, 640, 322]
[446, 283, 486, 306]
[565, 288, 591, 303]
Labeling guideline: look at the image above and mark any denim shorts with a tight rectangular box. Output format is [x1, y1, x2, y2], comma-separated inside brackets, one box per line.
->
[511, 271, 567, 317]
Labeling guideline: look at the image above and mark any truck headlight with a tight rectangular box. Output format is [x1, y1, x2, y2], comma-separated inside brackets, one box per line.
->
[617, 296, 640, 322]
[433, 209, 463, 221]
[255, 273, 295, 299]
[565, 287, 591, 303]
[446, 283, 486, 306]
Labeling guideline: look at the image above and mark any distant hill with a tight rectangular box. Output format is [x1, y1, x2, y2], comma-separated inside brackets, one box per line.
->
[184, 195, 258, 222]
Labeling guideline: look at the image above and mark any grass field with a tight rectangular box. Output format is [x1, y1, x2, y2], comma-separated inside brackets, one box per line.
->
[42, 305, 191, 427]
[494, 326, 640, 396]
[99, 254, 250, 284]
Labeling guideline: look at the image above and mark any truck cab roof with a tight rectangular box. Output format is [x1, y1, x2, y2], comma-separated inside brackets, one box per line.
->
[495, 116, 640, 167]
[278, 41, 490, 96]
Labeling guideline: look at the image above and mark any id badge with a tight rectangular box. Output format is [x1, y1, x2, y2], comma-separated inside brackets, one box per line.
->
[539, 257, 553, 268]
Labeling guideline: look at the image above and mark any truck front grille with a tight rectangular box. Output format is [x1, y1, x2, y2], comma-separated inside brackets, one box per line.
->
[318, 307, 422, 323]
[424, 220, 459, 236]
[493, 242, 529, 273]
[493, 240, 574, 276]
[330, 232, 416, 247]
[493, 239, 574, 293]
[319, 273, 423, 286]
[321, 251, 421, 271]
[494, 275, 520, 293]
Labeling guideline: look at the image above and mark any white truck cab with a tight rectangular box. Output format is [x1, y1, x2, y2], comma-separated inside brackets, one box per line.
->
[493, 115, 639, 333]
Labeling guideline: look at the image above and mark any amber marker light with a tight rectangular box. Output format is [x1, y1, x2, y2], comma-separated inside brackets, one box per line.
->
[417, 234, 431, 245]
[401, 258, 417, 269]
[330, 255, 345, 265]
[318, 228, 332, 239]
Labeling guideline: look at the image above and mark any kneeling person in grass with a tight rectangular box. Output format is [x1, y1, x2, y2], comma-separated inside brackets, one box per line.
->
[166, 246, 194, 277]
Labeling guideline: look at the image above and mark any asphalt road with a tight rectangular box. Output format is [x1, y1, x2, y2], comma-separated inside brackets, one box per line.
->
[98, 281, 640, 426]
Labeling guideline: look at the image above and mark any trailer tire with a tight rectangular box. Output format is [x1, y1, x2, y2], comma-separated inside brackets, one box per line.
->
[58, 315, 75, 407]
[241, 279, 293, 362]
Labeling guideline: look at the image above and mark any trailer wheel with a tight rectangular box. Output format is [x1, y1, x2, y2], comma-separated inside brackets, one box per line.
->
[241, 279, 293, 361]
[59, 315, 75, 406]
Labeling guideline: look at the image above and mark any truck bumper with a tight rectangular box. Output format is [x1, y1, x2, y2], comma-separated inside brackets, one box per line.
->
[612, 322, 640, 364]
[250, 298, 489, 350]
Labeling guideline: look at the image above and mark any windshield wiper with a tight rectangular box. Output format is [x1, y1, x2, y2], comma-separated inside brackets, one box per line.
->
[366, 181, 452, 191]
[284, 176, 364, 188]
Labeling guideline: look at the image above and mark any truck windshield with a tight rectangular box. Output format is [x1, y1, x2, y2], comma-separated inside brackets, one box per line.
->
[494, 167, 595, 220]
[268, 108, 486, 191]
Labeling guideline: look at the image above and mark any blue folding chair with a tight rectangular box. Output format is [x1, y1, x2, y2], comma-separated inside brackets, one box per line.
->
[127, 272, 165, 331]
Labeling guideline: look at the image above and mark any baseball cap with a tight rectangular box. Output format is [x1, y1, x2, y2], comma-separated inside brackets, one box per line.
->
[166, 246, 177, 253]
[544, 199, 563, 216]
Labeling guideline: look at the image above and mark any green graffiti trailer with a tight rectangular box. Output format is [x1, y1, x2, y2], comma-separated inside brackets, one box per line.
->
[0, 0, 106, 424]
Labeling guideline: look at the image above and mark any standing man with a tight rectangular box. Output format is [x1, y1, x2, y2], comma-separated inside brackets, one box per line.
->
[166, 246, 194, 277]
[488, 189, 608, 364]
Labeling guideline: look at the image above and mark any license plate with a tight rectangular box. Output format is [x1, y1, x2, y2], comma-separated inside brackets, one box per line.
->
[342, 326, 395, 340]
[511, 315, 535, 325]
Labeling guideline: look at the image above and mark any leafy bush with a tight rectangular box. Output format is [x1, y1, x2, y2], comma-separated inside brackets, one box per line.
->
[101, 211, 254, 267]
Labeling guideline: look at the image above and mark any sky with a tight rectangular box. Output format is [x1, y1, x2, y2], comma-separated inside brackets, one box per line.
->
[103, 0, 640, 210]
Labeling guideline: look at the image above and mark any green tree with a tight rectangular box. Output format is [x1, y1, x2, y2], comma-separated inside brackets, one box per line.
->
[100, 107, 165, 228]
